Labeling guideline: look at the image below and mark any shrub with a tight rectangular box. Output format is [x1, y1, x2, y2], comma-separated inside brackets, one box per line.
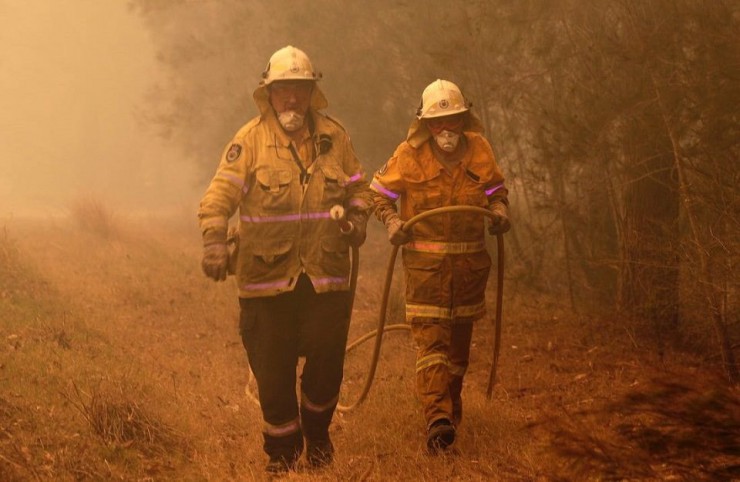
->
[69, 197, 118, 238]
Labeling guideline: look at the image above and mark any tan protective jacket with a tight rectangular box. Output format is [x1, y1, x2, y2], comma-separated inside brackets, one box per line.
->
[371, 132, 507, 323]
[198, 107, 370, 299]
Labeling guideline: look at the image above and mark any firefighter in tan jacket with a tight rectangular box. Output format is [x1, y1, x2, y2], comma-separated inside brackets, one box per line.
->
[371, 79, 510, 453]
[198, 46, 371, 474]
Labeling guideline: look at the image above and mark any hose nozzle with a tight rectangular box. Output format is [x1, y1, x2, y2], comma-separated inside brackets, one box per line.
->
[330, 205, 354, 234]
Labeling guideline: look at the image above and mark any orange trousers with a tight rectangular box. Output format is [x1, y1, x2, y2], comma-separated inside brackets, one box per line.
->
[411, 320, 474, 428]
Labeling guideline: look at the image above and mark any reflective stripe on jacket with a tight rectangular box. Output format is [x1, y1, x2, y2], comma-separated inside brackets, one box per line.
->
[199, 110, 371, 298]
[371, 132, 508, 323]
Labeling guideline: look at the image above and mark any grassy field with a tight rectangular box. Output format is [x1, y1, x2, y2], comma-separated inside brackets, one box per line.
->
[1, 205, 738, 481]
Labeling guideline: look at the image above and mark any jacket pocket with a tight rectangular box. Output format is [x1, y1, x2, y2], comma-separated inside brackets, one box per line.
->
[320, 235, 350, 276]
[402, 250, 445, 304]
[241, 238, 294, 283]
[318, 163, 347, 207]
[255, 168, 293, 212]
[456, 251, 491, 295]
[407, 171, 444, 212]
[251, 239, 293, 265]
[458, 171, 488, 207]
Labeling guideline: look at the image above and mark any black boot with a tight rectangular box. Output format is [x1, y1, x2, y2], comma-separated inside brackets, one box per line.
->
[306, 438, 334, 468]
[263, 430, 303, 473]
[301, 404, 335, 468]
[427, 418, 456, 453]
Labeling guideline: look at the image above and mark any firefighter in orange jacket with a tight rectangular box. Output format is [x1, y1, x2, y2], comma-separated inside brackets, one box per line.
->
[371, 79, 510, 453]
[198, 46, 371, 474]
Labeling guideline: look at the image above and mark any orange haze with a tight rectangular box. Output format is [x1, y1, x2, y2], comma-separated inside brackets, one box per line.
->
[0, 1, 197, 218]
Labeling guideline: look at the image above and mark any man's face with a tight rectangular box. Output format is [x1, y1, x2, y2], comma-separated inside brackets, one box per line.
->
[268, 80, 313, 115]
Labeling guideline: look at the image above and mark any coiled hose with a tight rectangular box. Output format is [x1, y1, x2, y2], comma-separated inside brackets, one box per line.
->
[337, 205, 504, 411]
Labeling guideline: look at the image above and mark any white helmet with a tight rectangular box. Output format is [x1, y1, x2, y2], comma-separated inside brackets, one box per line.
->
[416, 79, 470, 119]
[261, 45, 321, 85]
[406, 79, 482, 148]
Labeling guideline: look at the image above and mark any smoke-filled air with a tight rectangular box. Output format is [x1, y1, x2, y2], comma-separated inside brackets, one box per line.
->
[1, 1, 738, 480]
[0, 1, 196, 216]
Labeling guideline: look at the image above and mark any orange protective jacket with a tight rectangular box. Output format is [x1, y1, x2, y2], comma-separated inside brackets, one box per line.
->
[371, 132, 508, 323]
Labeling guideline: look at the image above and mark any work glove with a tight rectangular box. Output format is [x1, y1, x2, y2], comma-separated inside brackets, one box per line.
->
[386, 216, 411, 246]
[342, 211, 368, 248]
[488, 202, 511, 235]
[201, 229, 229, 281]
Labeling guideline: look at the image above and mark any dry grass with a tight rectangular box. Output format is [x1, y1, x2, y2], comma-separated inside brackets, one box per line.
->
[1, 215, 737, 481]
[68, 196, 119, 238]
[63, 381, 185, 454]
[0, 226, 21, 288]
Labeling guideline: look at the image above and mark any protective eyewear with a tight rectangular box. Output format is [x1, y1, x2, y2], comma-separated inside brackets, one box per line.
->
[426, 114, 465, 134]
[270, 81, 313, 97]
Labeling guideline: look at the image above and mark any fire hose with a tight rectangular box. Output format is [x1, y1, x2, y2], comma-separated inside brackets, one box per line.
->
[244, 205, 505, 410]
[336, 205, 504, 411]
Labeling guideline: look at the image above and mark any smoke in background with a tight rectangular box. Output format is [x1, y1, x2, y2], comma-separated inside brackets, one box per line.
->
[0, 1, 198, 217]
[127, 0, 425, 180]
[0, 0, 480, 219]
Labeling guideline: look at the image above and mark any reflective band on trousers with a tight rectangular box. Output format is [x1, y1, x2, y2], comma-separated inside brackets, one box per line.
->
[301, 392, 339, 413]
[264, 417, 301, 437]
[406, 300, 486, 321]
[416, 353, 449, 373]
[404, 240, 486, 254]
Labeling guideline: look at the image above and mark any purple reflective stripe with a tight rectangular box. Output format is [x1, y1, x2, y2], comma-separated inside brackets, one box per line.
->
[240, 211, 331, 223]
[241, 213, 300, 223]
[218, 172, 245, 188]
[485, 183, 504, 196]
[370, 180, 400, 200]
[303, 212, 332, 220]
[301, 392, 340, 413]
[243, 279, 291, 291]
[349, 198, 368, 209]
[344, 172, 363, 185]
[312, 276, 348, 286]
[264, 418, 301, 437]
